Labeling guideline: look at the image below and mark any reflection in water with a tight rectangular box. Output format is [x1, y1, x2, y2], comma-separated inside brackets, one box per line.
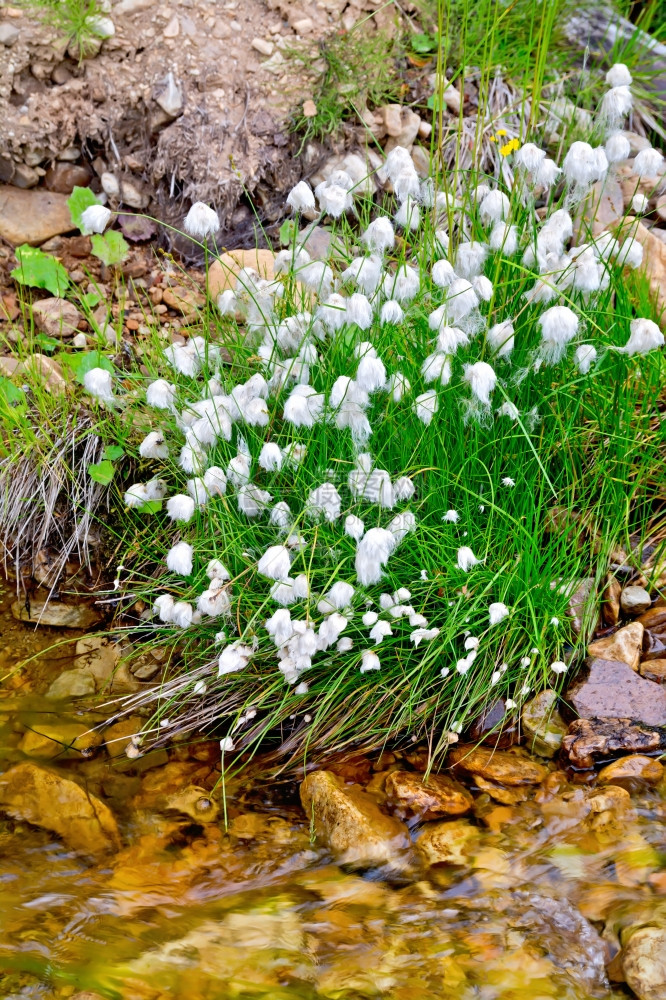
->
[0, 587, 663, 1000]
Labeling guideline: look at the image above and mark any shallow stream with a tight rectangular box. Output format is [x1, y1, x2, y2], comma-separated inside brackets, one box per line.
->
[1, 583, 665, 1000]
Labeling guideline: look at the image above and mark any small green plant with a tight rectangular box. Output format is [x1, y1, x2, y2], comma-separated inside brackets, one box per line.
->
[289, 23, 404, 145]
[14, 0, 113, 58]
[10, 246, 70, 297]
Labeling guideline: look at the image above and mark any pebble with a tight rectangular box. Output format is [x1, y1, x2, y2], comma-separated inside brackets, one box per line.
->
[11, 163, 40, 189]
[163, 15, 179, 37]
[621, 585, 651, 615]
[382, 104, 403, 137]
[587, 621, 644, 671]
[292, 17, 313, 33]
[11, 598, 101, 629]
[46, 669, 97, 700]
[415, 818, 479, 865]
[18, 721, 103, 760]
[639, 659, 666, 683]
[120, 177, 150, 209]
[302, 98, 317, 118]
[251, 37, 273, 56]
[0, 21, 20, 45]
[32, 298, 82, 339]
[568, 657, 666, 726]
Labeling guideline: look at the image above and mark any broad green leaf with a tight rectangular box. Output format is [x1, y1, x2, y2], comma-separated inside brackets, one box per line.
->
[62, 350, 114, 385]
[0, 377, 25, 407]
[91, 230, 130, 267]
[87, 460, 115, 485]
[279, 219, 297, 246]
[138, 499, 162, 514]
[68, 186, 101, 231]
[10, 245, 69, 296]
[34, 332, 61, 354]
[80, 290, 102, 309]
[411, 32, 437, 53]
[102, 444, 124, 461]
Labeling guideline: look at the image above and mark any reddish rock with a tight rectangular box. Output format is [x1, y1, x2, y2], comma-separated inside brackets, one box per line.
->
[32, 297, 82, 338]
[384, 770, 473, 821]
[563, 718, 665, 769]
[597, 754, 664, 789]
[568, 657, 666, 726]
[44, 162, 93, 194]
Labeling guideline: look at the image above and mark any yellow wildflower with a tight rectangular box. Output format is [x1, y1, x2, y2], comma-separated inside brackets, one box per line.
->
[500, 138, 520, 156]
[496, 128, 507, 136]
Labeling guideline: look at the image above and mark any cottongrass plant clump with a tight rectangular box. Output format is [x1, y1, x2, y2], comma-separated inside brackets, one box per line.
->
[93, 66, 665, 766]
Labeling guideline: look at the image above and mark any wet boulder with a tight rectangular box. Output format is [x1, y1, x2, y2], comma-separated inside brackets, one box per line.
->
[562, 718, 665, 769]
[597, 755, 664, 790]
[384, 770, 473, 821]
[568, 658, 666, 726]
[448, 746, 548, 786]
[622, 925, 666, 1000]
[0, 762, 121, 855]
[300, 769, 409, 866]
[521, 689, 568, 758]
[415, 818, 479, 865]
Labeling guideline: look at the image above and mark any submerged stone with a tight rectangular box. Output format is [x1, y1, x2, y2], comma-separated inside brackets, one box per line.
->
[597, 754, 664, 790]
[18, 721, 103, 760]
[622, 925, 666, 1000]
[11, 599, 102, 629]
[384, 770, 473, 821]
[448, 746, 548, 786]
[415, 818, 479, 866]
[300, 769, 409, 865]
[0, 762, 121, 854]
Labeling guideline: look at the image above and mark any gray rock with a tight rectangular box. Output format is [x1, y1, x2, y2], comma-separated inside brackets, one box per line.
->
[113, 0, 155, 13]
[0, 22, 20, 46]
[620, 585, 651, 615]
[154, 71, 183, 118]
[11, 163, 40, 189]
[567, 577, 597, 633]
[120, 177, 149, 209]
[32, 298, 82, 338]
[46, 669, 96, 699]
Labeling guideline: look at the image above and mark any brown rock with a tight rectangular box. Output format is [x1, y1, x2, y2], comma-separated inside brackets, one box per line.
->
[568, 657, 666, 726]
[588, 622, 644, 671]
[616, 219, 666, 325]
[637, 605, 666, 630]
[384, 770, 473, 821]
[381, 103, 403, 137]
[32, 298, 82, 338]
[0, 185, 74, 245]
[44, 162, 93, 194]
[448, 746, 548, 786]
[597, 754, 663, 789]
[18, 721, 103, 760]
[521, 689, 568, 758]
[300, 770, 409, 865]
[0, 354, 66, 393]
[11, 598, 102, 628]
[302, 99, 317, 118]
[0, 761, 120, 855]
[104, 717, 143, 758]
[563, 718, 664, 769]
[622, 925, 666, 1000]
[473, 775, 530, 804]
[643, 630, 666, 662]
[602, 577, 622, 626]
[639, 659, 666, 683]
[415, 818, 478, 865]
[208, 248, 276, 298]
[162, 284, 205, 314]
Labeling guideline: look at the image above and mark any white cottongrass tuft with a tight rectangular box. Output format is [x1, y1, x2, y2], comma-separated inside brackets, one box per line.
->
[166, 495, 196, 523]
[575, 344, 597, 374]
[183, 202, 220, 239]
[617, 318, 664, 355]
[362, 216, 395, 254]
[360, 650, 381, 673]
[464, 361, 497, 406]
[414, 389, 438, 425]
[84, 367, 115, 405]
[139, 431, 169, 460]
[562, 141, 608, 187]
[633, 147, 664, 178]
[538, 305, 579, 364]
[606, 63, 632, 87]
[605, 132, 631, 163]
[286, 181, 315, 213]
[380, 299, 404, 325]
[551, 660, 568, 674]
[443, 509, 459, 522]
[166, 541, 193, 576]
[457, 546, 482, 571]
[487, 320, 514, 358]
[488, 602, 510, 625]
[146, 379, 177, 410]
[80, 205, 112, 235]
